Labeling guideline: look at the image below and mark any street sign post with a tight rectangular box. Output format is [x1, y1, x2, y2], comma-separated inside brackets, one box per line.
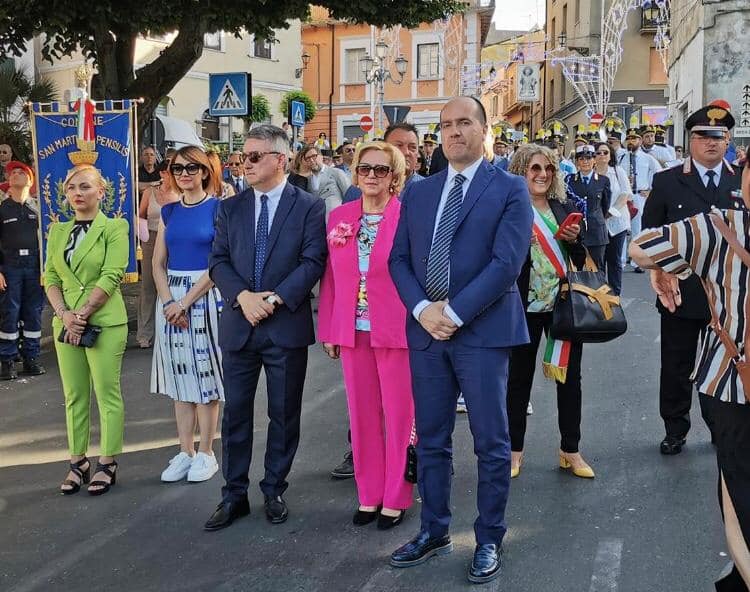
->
[735, 126, 750, 139]
[209, 72, 250, 152]
[590, 113, 604, 126]
[739, 84, 750, 127]
[360, 115, 374, 133]
[383, 105, 411, 126]
[209, 73, 249, 117]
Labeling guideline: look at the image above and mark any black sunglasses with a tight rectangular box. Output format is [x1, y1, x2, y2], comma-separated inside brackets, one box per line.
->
[170, 163, 204, 176]
[595, 151, 610, 156]
[242, 151, 281, 163]
[356, 164, 392, 178]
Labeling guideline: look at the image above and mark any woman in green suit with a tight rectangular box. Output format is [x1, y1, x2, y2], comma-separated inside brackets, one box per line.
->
[45, 164, 130, 496]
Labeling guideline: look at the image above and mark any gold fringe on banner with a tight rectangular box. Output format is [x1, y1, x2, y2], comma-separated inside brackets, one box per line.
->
[542, 362, 568, 384]
[123, 271, 140, 284]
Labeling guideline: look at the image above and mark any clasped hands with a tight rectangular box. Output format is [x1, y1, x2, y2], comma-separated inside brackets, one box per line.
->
[237, 290, 283, 327]
[60, 307, 91, 346]
[419, 301, 457, 341]
[163, 301, 189, 329]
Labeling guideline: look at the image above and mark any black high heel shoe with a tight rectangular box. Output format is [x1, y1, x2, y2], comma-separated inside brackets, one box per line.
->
[353, 506, 381, 526]
[60, 457, 90, 495]
[88, 460, 118, 496]
[377, 510, 406, 530]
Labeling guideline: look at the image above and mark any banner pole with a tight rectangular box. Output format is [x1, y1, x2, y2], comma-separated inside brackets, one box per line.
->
[28, 102, 45, 284]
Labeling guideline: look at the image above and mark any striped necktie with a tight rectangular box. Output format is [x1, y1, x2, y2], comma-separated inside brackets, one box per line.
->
[425, 173, 466, 301]
[254, 195, 269, 291]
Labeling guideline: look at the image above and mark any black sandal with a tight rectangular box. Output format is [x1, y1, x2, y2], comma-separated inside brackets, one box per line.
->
[88, 460, 118, 496]
[60, 457, 90, 495]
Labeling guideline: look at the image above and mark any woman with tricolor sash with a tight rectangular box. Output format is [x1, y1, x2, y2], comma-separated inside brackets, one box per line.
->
[506, 145, 594, 479]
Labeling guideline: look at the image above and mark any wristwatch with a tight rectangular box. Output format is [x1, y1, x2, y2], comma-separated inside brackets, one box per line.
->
[265, 294, 281, 307]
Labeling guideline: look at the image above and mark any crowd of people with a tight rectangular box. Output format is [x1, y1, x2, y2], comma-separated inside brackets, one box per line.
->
[1, 95, 750, 588]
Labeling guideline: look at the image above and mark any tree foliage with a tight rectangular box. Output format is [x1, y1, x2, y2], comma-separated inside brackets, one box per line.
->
[243, 94, 271, 124]
[279, 90, 317, 123]
[0, 60, 58, 162]
[0, 1, 464, 136]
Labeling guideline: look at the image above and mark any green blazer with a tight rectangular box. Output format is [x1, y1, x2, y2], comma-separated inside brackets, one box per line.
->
[44, 211, 130, 327]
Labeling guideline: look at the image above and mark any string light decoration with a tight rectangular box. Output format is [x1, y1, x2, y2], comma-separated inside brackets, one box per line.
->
[433, 15, 464, 96]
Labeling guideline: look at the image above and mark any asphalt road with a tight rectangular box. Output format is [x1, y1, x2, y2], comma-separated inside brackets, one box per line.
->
[0, 269, 731, 591]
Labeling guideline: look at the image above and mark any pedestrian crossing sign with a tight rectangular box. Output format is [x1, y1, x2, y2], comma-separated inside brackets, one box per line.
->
[290, 100, 306, 127]
[209, 72, 250, 117]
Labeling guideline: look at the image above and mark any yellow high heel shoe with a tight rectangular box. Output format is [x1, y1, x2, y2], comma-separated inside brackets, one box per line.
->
[510, 452, 523, 478]
[559, 453, 595, 479]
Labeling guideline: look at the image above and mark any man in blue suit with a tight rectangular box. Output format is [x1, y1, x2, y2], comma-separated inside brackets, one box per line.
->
[205, 125, 327, 531]
[388, 97, 533, 584]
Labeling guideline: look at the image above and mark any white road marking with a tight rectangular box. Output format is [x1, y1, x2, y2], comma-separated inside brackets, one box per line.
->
[654, 334, 661, 344]
[589, 538, 623, 592]
[620, 297, 635, 310]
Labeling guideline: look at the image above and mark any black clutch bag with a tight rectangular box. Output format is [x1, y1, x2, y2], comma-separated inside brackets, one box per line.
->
[404, 423, 418, 484]
[58, 324, 102, 348]
[550, 250, 627, 343]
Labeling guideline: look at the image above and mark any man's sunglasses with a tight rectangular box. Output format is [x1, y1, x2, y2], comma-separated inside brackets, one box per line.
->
[343, 147, 356, 153]
[356, 164, 392, 178]
[170, 163, 204, 176]
[242, 151, 281, 163]
[529, 164, 556, 174]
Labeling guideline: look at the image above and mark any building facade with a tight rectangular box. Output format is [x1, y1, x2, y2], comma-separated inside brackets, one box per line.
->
[34, 26, 304, 148]
[668, 0, 750, 146]
[543, 0, 668, 140]
[300, 2, 494, 146]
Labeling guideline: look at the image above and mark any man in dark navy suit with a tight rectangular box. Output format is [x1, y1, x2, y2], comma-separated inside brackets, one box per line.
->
[205, 125, 327, 531]
[565, 144, 611, 269]
[389, 97, 533, 584]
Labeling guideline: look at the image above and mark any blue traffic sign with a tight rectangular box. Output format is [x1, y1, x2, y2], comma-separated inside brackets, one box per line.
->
[209, 72, 249, 117]
[290, 100, 306, 127]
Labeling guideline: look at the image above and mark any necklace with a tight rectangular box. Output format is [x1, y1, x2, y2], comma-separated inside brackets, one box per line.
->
[181, 193, 208, 207]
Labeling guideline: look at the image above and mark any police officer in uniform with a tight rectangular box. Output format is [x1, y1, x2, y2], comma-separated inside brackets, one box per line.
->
[642, 103, 741, 455]
[566, 144, 612, 269]
[0, 161, 45, 380]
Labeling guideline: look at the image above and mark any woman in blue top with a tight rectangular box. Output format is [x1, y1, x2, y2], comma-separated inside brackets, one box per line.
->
[151, 146, 225, 483]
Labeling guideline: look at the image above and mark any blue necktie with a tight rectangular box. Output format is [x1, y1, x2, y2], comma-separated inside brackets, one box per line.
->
[254, 194, 269, 291]
[425, 173, 466, 301]
[582, 175, 589, 186]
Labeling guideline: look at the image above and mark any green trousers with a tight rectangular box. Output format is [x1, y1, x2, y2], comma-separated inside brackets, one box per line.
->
[53, 322, 128, 456]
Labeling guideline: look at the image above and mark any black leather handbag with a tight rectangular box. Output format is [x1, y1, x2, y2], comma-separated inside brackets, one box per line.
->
[550, 251, 627, 343]
[58, 324, 102, 348]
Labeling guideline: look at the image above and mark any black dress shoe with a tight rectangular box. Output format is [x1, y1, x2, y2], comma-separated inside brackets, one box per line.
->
[353, 507, 380, 526]
[21, 358, 45, 376]
[331, 450, 355, 479]
[468, 543, 502, 584]
[264, 495, 288, 524]
[660, 435, 686, 455]
[0, 360, 17, 381]
[377, 510, 405, 530]
[204, 498, 250, 531]
[390, 530, 453, 567]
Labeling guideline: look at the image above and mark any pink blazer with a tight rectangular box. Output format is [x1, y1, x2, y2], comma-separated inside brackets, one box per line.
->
[318, 196, 407, 349]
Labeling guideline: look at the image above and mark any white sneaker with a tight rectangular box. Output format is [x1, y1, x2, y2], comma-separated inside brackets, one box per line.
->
[456, 394, 468, 413]
[161, 451, 194, 482]
[187, 451, 219, 482]
[527, 402, 534, 415]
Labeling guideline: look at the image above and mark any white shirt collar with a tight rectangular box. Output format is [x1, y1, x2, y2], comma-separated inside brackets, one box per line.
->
[446, 157, 484, 187]
[692, 160, 723, 185]
[254, 177, 287, 202]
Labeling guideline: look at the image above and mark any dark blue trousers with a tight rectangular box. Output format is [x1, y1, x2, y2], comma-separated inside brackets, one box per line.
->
[0, 264, 43, 361]
[220, 323, 308, 503]
[409, 340, 511, 545]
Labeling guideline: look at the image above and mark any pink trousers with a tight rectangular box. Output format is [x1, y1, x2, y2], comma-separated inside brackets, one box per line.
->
[340, 331, 415, 509]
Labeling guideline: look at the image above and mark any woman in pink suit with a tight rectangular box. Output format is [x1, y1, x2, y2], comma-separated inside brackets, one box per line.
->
[319, 141, 414, 530]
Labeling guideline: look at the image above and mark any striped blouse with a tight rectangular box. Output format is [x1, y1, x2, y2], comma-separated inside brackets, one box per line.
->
[635, 209, 750, 404]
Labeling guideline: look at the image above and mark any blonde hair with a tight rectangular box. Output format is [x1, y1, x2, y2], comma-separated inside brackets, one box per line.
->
[508, 144, 567, 202]
[63, 164, 107, 190]
[352, 141, 407, 195]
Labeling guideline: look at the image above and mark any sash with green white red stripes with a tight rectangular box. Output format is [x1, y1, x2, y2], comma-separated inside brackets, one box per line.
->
[532, 206, 572, 384]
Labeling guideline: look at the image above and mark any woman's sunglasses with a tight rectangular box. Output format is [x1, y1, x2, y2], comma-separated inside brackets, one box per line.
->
[595, 151, 610, 156]
[528, 164, 556, 175]
[356, 164, 392, 178]
[170, 163, 204, 176]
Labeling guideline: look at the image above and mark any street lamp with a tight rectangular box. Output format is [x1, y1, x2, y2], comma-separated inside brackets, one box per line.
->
[295, 52, 311, 78]
[359, 39, 408, 132]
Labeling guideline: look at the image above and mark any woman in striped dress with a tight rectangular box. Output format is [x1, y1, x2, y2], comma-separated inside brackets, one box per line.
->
[151, 146, 224, 483]
[631, 156, 750, 589]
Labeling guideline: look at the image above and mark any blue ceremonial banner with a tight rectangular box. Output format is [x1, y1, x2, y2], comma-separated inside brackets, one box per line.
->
[30, 101, 139, 282]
